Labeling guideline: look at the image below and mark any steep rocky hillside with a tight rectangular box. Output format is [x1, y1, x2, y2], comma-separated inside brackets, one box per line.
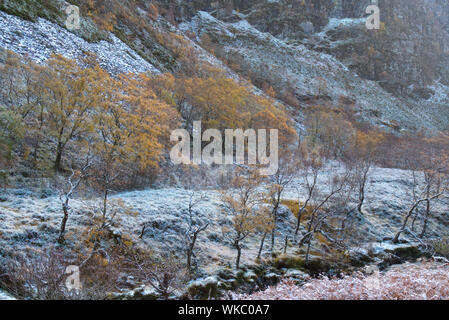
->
[180, 11, 442, 131]
[0, 11, 158, 74]
[160, 0, 449, 92]
[162, 0, 449, 131]
[176, 1, 449, 129]
[1, 0, 448, 131]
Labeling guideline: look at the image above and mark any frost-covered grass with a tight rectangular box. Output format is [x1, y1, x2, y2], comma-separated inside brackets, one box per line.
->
[233, 262, 449, 300]
[0, 165, 446, 274]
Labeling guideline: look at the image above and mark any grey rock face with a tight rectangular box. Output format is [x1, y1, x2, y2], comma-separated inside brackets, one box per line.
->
[169, 0, 449, 131]
[184, 11, 444, 131]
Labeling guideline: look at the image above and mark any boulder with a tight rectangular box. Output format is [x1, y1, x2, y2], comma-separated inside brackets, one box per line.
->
[187, 276, 220, 300]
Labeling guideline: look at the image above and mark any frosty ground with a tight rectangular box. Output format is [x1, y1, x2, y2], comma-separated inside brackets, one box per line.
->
[1, 165, 447, 281]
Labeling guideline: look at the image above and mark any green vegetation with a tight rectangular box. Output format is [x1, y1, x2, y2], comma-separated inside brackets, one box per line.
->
[0, 0, 63, 23]
[431, 238, 449, 259]
[0, 0, 108, 42]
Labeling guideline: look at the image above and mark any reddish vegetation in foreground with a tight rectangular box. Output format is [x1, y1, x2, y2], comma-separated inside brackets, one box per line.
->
[233, 262, 449, 300]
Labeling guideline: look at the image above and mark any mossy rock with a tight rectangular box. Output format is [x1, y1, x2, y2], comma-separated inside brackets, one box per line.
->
[217, 267, 235, 280]
[385, 245, 428, 261]
[302, 258, 334, 276]
[187, 276, 220, 300]
[347, 251, 374, 268]
[217, 278, 237, 290]
[131, 287, 159, 300]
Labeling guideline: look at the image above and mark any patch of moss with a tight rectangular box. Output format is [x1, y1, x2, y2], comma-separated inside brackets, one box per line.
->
[0, 0, 64, 24]
[272, 254, 304, 270]
[0, 0, 108, 43]
[271, 253, 338, 277]
[432, 238, 449, 259]
[386, 246, 427, 261]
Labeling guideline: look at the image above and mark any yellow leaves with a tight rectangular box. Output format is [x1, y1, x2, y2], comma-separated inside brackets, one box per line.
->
[148, 3, 159, 20]
[221, 166, 269, 238]
[101, 258, 109, 267]
[109, 72, 179, 172]
[264, 85, 277, 98]
[305, 107, 354, 156]
[281, 199, 299, 217]
[157, 70, 295, 140]
[253, 206, 275, 233]
[81, 0, 117, 31]
[354, 129, 384, 158]
[176, 75, 252, 129]
[1, 50, 179, 176]
[253, 103, 296, 146]
[304, 106, 387, 161]
[122, 238, 134, 248]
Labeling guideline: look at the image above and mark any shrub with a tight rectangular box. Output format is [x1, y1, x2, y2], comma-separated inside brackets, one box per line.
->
[431, 238, 449, 259]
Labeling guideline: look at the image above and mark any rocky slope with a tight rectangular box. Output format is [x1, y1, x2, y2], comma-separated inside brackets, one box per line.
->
[170, 0, 449, 131]
[181, 11, 446, 131]
[163, 0, 449, 93]
[1, 1, 448, 131]
[0, 10, 159, 75]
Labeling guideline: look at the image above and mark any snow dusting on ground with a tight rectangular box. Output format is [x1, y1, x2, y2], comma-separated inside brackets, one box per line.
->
[0, 10, 159, 75]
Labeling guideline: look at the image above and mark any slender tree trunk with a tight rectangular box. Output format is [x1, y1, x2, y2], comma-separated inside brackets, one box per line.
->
[299, 213, 315, 249]
[161, 274, 170, 300]
[103, 188, 109, 219]
[283, 236, 288, 254]
[54, 127, 66, 171]
[58, 205, 69, 243]
[357, 185, 365, 215]
[257, 232, 267, 260]
[305, 237, 312, 264]
[393, 199, 427, 243]
[298, 232, 311, 248]
[420, 199, 431, 238]
[358, 168, 369, 215]
[271, 201, 280, 252]
[295, 198, 311, 239]
[235, 243, 242, 269]
[33, 139, 39, 165]
[187, 233, 198, 272]
[54, 143, 63, 172]
[187, 247, 193, 272]
[295, 213, 302, 238]
[139, 224, 147, 239]
[411, 208, 419, 232]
